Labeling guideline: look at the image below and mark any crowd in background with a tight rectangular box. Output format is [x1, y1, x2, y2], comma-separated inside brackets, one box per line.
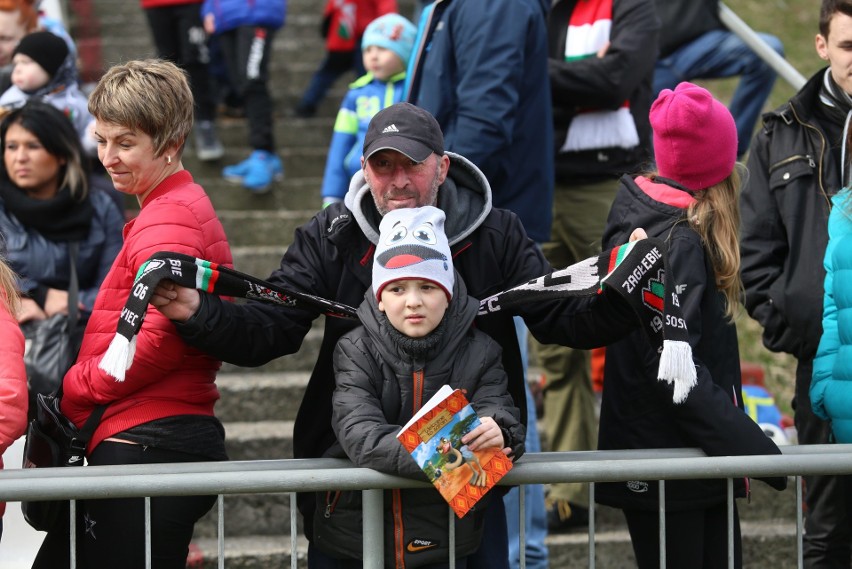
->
[3, 0, 852, 568]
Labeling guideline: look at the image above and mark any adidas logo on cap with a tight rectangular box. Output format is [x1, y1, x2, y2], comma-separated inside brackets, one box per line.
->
[382, 124, 400, 134]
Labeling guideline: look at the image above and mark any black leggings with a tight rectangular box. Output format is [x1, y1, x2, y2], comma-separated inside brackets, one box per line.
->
[32, 442, 218, 569]
[623, 502, 742, 569]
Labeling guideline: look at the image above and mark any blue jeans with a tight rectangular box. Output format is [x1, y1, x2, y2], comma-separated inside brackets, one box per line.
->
[653, 29, 784, 157]
[503, 317, 548, 569]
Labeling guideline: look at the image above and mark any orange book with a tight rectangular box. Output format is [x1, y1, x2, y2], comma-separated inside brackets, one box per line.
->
[396, 385, 513, 518]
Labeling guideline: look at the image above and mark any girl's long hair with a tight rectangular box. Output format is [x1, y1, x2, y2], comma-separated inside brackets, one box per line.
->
[685, 167, 743, 320]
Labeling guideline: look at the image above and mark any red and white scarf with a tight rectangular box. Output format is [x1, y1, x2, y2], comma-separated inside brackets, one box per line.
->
[561, 0, 639, 152]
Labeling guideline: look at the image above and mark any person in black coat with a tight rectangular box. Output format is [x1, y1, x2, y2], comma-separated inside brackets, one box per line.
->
[599, 83, 785, 569]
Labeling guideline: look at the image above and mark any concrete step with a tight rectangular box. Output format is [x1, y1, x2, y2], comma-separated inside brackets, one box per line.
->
[181, 144, 327, 180]
[229, 245, 288, 278]
[204, 177, 326, 214]
[212, 117, 336, 149]
[217, 209, 316, 248]
[225, 420, 294, 462]
[191, 517, 798, 568]
[123, 177, 326, 220]
[195, 492, 303, 539]
[215, 324, 324, 374]
[217, 372, 310, 423]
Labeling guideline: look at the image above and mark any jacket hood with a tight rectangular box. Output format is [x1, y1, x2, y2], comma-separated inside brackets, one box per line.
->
[343, 152, 492, 246]
[356, 273, 479, 368]
[603, 175, 686, 245]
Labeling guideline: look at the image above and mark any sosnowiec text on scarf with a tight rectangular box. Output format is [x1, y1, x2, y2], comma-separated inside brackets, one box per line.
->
[98, 252, 358, 382]
[101, 239, 696, 403]
[477, 238, 696, 404]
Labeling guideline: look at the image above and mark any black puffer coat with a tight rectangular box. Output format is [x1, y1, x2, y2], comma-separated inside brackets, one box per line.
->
[313, 277, 524, 566]
[597, 175, 785, 512]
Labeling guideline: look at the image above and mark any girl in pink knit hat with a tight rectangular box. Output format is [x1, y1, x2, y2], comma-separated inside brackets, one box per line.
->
[595, 82, 786, 568]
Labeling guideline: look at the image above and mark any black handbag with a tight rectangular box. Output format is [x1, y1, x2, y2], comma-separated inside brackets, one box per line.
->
[21, 392, 106, 532]
[21, 243, 82, 421]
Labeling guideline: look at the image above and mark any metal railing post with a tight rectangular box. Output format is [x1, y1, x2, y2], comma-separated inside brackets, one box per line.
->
[727, 478, 734, 569]
[519, 482, 526, 569]
[290, 492, 298, 569]
[145, 496, 152, 569]
[70, 499, 77, 569]
[449, 506, 456, 568]
[218, 494, 225, 569]
[589, 482, 596, 569]
[362, 489, 384, 568]
[659, 480, 666, 569]
[796, 476, 804, 569]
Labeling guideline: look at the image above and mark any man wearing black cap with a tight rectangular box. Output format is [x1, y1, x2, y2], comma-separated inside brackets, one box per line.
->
[152, 102, 634, 566]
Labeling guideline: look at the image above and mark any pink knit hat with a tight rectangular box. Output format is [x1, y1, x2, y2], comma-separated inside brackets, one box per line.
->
[650, 82, 737, 191]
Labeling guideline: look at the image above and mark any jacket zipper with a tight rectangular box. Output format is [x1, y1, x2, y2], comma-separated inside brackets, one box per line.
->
[393, 489, 405, 568]
[779, 104, 832, 210]
[323, 490, 341, 518]
[389, 367, 426, 566]
[413, 369, 424, 412]
[768, 153, 815, 173]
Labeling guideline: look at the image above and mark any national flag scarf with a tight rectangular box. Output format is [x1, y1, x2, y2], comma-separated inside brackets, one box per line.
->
[560, 0, 640, 153]
[102, 241, 697, 403]
[99, 252, 358, 381]
[478, 238, 697, 404]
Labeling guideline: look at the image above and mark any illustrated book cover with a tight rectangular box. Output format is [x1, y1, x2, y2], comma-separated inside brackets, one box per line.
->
[396, 385, 513, 518]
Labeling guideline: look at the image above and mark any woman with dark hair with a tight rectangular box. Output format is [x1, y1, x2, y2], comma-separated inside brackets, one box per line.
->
[0, 100, 122, 333]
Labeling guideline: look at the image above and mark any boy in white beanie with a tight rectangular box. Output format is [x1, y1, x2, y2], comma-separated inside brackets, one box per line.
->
[319, 13, 416, 209]
[313, 205, 525, 567]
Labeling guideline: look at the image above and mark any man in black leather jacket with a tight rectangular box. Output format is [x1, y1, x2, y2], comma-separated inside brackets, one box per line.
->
[741, 2, 852, 565]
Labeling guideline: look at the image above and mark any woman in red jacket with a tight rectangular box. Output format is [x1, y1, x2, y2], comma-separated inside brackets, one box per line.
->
[33, 59, 234, 569]
[0, 256, 27, 542]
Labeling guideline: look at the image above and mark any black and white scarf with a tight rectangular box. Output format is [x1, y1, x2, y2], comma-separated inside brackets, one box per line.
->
[103, 240, 696, 402]
[99, 252, 358, 381]
[477, 238, 696, 403]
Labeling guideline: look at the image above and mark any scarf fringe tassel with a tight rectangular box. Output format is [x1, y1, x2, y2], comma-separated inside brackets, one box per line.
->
[658, 339, 697, 404]
[562, 107, 640, 152]
[99, 333, 137, 382]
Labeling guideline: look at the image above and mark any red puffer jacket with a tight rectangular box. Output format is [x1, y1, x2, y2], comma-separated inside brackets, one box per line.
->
[61, 171, 233, 452]
[0, 293, 27, 518]
[322, 0, 397, 51]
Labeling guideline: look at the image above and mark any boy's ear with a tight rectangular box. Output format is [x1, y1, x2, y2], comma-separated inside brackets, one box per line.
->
[378, 299, 385, 312]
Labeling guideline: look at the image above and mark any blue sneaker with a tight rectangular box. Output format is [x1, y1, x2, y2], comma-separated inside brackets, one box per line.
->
[222, 150, 284, 193]
[222, 155, 254, 183]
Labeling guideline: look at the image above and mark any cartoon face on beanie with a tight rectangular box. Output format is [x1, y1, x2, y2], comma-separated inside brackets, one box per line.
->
[11, 31, 69, 93]
[361, 13, 416, 81]
[373, 206, 454, 301]
[650, 82, 737, 191]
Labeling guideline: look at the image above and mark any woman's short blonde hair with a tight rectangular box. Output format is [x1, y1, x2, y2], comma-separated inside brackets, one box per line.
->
[88, 59, 194, 157]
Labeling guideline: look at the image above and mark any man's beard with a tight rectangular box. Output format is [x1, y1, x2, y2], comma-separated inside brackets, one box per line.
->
[369, 164, 442, 216]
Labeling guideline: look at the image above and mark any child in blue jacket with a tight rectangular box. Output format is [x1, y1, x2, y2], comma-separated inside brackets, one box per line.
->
[203, 0, 286, 193]
[319, 13, 415, 208]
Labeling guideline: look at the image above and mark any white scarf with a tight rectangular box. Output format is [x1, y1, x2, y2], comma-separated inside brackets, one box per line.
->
[561, 0, 639, 153]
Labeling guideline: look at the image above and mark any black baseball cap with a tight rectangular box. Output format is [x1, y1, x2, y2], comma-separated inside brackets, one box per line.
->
[363, 102, 444, 163]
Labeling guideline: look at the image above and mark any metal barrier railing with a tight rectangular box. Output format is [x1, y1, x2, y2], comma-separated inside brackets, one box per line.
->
[3, 445, 852, 568]
[719, 1, 807, 90]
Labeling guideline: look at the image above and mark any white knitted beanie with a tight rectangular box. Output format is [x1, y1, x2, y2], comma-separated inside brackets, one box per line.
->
[373, 206, 454, 300]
